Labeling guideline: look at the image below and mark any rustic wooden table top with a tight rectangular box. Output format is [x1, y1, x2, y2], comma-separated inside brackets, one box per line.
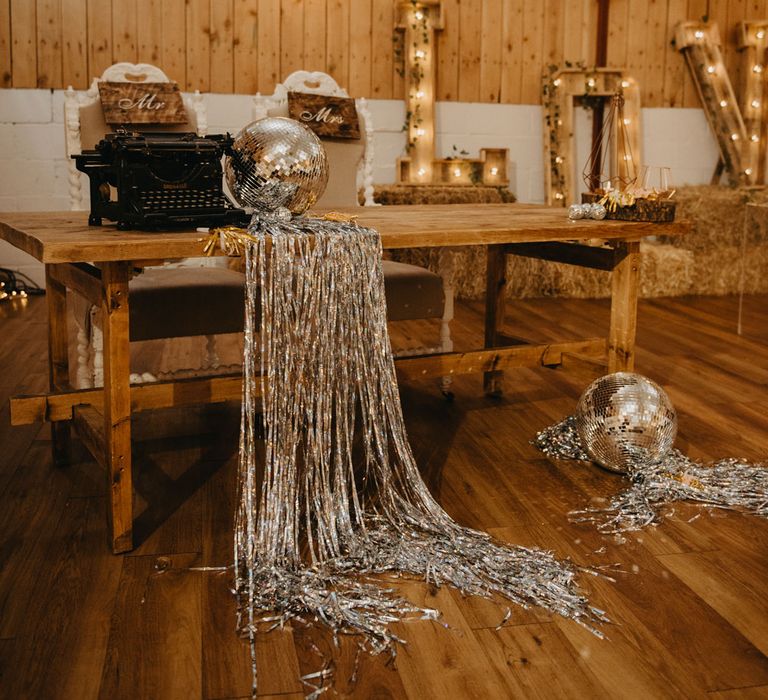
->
[0, 204, 690, 264]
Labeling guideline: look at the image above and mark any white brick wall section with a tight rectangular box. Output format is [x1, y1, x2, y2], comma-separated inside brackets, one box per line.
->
[0, 88, 722, 286]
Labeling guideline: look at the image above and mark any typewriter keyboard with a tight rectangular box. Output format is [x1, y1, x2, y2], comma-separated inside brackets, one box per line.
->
[140, 189, 230, 211]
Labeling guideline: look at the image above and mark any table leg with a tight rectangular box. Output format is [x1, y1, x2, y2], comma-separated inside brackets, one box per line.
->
[609, 241, 640, 372]
[101, 262, 133, 553]
[45, 265, 71, 466]
[484, 244, 507, 395]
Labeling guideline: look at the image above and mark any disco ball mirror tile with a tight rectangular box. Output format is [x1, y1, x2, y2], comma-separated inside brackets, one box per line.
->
[575, 372, 677, 473]
[225, 116, 329, 215]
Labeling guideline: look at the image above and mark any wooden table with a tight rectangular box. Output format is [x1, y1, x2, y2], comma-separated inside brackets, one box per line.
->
[0, 204, 689, 552]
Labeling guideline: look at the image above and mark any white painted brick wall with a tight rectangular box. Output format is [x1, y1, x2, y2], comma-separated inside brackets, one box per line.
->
[0, 88, 722, 288]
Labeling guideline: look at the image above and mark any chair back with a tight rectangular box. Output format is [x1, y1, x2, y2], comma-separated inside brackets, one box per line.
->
[253, 71, 376, 207]
[65, 63, 207, 210]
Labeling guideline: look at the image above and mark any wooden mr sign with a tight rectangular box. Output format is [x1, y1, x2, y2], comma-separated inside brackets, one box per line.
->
[98, 82, 188, 125]
[288, 92, 360, 139]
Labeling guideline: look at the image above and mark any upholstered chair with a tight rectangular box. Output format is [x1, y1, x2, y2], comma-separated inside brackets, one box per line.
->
[253, 71, 455, 369]
[64, 63, 245, 388]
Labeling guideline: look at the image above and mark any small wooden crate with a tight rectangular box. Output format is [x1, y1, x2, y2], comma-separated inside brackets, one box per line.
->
[582, 193, 676, 222]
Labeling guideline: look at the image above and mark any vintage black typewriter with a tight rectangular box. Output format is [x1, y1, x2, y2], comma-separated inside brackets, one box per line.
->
[73, 131, 249, 230]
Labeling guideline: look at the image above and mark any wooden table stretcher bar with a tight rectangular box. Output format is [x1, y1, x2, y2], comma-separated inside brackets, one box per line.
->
[0, 204, 689, 552]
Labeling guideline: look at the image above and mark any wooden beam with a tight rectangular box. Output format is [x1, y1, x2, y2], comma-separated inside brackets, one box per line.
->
[11, 338, 608, 427]
[504, 241, 628, 271]
[10, 373, 245, 425]
[559, 352, 608, 376]
[483, 244, 507, 395]
[608, 240, 640, 371]
[48, 262, 102, 305]
[45, 266, 71, 466]
[72, 404, 106, 469]
[396, 338, 607, 381]
[101, 261, 133, 553]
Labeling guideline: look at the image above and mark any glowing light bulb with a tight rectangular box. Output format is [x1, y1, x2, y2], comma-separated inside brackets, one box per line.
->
[587, 78, 596, 88]
[453, 168, 461, 178]
[415, 50, 426, 59]
[621, 80, 630, 88]
[731, 133, 740, 141]
[623, 154, 632, 161]
[415, 90, 425, 99]
[553, 78, 561, 87]
[557, 119, 563, 126]
[758, 29, 766, 39]
[555, 192, 564, 200]
[720, 99, 728, 107]
[751, 134, 760, 142]
[746, 168, 754, 175]
[753, 64, 764, 73]
[623, 117, 632, 125]
[490, 166, 498, 176]
[416, 128, 426, 137]
[555, 156, 564, 164]
[752, 99, 761, 108]
[694, 30, 704, 39]
[417, 167, 426, 177]
[706, 65, 716, 74]
[415, 10, 424, 20]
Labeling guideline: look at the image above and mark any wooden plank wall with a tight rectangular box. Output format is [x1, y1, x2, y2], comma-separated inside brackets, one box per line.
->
[0, 0, 765, 107]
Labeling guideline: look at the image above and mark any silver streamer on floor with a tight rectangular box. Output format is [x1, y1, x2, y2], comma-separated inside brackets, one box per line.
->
[235, 216, 605, 697]
[535, 416, 768, 533]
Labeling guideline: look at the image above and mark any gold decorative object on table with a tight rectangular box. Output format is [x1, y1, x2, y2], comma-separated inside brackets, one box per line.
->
[542, 66, 642, 205]
[579, 89, 676, 223]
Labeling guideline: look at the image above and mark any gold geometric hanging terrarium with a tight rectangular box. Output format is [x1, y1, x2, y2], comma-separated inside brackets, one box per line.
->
[582, 90, 639, 195]
[582, 89, 676, 222]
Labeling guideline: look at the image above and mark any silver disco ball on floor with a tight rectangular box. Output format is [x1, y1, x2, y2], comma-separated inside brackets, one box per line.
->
[575, 372, 677, 473]
[225, 117, 329, 215]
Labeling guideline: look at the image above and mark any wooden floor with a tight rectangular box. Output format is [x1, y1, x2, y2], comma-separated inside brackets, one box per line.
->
[1, 293, 767, 699]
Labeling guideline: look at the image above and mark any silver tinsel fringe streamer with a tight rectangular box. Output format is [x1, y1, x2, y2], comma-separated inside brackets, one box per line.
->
[235, 216, 605, 697]
[535, 416, 768, 533]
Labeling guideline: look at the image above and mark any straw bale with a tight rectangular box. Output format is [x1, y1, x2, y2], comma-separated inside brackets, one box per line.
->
[369, 184, 516, 205]
[389, 240, 694, 299]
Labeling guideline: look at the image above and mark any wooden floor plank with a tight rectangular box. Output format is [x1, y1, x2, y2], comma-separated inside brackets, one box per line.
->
[1, 294, 767, 696]
[98, 553, 203, 699]
[658, 549, 768, 658]
[2, 496, 123, 698]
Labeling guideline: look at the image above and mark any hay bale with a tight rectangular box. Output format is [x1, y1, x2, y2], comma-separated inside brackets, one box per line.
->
[370, 184, 516, 205]
[391, 185, 768, 299]
[390, 240, 694, 300]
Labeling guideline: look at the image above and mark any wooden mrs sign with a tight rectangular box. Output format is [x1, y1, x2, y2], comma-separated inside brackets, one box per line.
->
[98, 82, 188, 125]
[288, 92, 360, 139]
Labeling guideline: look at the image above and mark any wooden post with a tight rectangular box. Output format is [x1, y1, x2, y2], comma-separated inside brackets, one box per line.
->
[676, 21, 749, 186]
[608, 241, 640, 372]
[101, 262, 133, 553]
[45, 265, 71, 466]
[483, 245, 507, 395]
[396, 1, 443, 183]
[588, 0, 611, 192]
[737, 21, 768, 183]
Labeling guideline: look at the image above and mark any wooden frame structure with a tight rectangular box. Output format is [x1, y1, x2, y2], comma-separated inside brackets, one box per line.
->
[0, 206, 689, 553]
[738, 21, 768, 183]
[676, 21, 749, 186]
[543, 68, 642, 206]
[394, 0, 508, 187]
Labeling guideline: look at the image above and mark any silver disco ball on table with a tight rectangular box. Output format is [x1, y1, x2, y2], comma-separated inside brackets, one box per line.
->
[225, 117, 329, 215]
